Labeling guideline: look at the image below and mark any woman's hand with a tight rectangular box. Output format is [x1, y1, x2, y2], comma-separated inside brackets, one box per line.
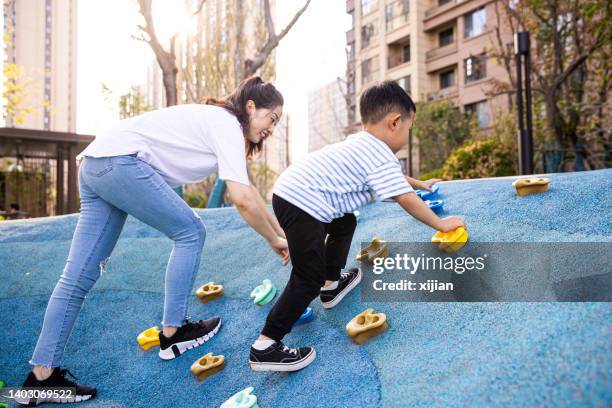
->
[269, 237, 290, 266]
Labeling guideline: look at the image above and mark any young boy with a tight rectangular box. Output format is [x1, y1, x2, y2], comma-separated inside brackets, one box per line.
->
[248, 81, 465, 372]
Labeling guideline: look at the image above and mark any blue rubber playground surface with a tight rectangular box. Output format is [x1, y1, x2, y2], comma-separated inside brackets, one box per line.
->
[1, 169, 611, 407]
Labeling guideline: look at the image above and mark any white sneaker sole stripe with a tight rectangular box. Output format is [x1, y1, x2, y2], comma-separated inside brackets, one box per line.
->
[158, 319, 222, 360]
[321, 269, 362, 309]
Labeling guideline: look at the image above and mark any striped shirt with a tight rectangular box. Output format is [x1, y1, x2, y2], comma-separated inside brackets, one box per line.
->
[274, 131, 414, 223]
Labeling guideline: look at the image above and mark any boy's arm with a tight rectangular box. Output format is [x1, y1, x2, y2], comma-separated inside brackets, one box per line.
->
[394, 192, 464, 232]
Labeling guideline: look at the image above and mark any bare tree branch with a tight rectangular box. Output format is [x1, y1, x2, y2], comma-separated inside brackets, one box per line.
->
[192, 0, 206, 16]
[244, 0, 312, 78]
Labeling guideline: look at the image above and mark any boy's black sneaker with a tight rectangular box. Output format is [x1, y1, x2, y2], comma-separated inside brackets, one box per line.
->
[15, 368, 96, 406]
[249, 341, 316, 372]
[158, 316, 221, 360]
[320, 267, 362, 309]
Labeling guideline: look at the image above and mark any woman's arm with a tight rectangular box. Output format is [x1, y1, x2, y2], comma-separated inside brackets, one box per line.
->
[226, 180, 289, 264]
[250, 185, 285, 238]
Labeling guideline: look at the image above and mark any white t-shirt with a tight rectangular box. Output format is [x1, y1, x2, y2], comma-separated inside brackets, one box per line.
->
[79, 104, 250, 188]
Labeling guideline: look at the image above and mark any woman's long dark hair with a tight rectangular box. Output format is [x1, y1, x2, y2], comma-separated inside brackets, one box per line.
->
[205, 76, 284, 157]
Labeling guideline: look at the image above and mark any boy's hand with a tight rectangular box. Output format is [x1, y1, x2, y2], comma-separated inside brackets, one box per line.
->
[269, 237, 290, 266]
[405, 177, 441, 192]
[422, 179, 441, 190]
[438, 216, 466, 232]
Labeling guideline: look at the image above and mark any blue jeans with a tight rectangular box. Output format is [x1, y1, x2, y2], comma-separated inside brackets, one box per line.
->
[30, 155, 206, 368]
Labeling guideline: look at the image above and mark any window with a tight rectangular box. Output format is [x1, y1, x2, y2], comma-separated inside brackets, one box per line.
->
[440, 69, 455, 89]
[465, 100, 490, 127]
[464, 7, 486, 38]
[361, 0, 377, 15]
[361, 56, 379, 85]
[402, 44, 411, 63]
[361, 22, 377, 49]
[347, 42, 355, 61]
[385, 0, 409, 31]
[397, 75, 411, 95]
[388, 42, 410, 69]
[439, 27, 454, 47]
[464, 54, 487, 83]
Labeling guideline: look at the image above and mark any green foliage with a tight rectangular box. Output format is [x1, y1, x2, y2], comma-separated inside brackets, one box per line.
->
[412, 100, 478, 173]
[418, 168, 444, 181]
[118, 87, 152, 119]
[441, 138, 517, 180]
[184, 190, 208, 208]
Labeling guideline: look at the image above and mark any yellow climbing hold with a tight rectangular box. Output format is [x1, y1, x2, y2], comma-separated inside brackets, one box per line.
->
[346, 308, 388, 345]
[136, 326, 160, 350]
[190, 352, 225, 381]
[431, 227, 469, 253]
[512, 177, 551, 196]
[356, 236, 388, 264]
[196, 282, 224, 303]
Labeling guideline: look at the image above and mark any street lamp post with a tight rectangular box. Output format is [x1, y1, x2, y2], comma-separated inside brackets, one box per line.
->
[514, 31, 534, 175]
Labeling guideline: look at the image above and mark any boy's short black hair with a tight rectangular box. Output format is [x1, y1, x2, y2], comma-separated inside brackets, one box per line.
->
[359, 81, 416, 124]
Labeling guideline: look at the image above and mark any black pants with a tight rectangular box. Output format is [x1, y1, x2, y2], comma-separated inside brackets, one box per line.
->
[262, 195, 357, 341]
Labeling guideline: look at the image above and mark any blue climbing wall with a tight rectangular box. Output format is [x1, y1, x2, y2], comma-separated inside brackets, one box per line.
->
[0, 169, 610, 407]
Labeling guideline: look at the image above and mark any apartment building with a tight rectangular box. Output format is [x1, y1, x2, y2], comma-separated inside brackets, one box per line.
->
[308, 79, 348, 152]
[346, 0, 512, 176]
[3, 0, 78, 132]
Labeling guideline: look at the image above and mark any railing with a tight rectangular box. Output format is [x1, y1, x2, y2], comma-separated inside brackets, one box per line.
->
[388, 54, 408, 69]
[426, 86, 458, 101]
[425, 43, 457, 60]
[346, 0, 355, 13]
[346, 28, 355, 44]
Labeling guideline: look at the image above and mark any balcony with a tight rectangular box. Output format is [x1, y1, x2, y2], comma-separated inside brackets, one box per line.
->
[346, 28, 355, 44]
[425, 43, 457, 61]
[388, 54, 409, 70]
[346, 0, 355, 13]
[426, 86, 458, 101]
[425, 0, 457, 19]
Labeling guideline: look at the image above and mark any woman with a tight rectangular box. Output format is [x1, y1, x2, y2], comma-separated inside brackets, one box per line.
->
[16, 77, 289, 406]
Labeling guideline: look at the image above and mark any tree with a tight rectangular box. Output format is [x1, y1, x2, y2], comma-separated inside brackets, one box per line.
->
[136, 0, 311, 106]
[118, 86, 153, 119]
[412, 100, 478, 173]
[2, 63, 36, 126]
[489, 0, 611, 171]
[242, 0, 312, 79]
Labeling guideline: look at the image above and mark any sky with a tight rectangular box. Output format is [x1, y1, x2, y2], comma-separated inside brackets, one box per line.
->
[76, 0, 351, 160]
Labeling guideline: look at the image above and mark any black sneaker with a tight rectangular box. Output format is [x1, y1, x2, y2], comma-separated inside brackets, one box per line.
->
[14, 368, 96, 406]
[320, 267, 362, 309]
[249, 341, 316, 372]
[158, 316, 221, 360]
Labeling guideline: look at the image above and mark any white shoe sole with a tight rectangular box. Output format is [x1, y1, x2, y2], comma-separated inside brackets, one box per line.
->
[249, 349, 316, 372]
[321, 268, 362, 309]
[14, 394, 93, 405]
[158, 319, 222, 360]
